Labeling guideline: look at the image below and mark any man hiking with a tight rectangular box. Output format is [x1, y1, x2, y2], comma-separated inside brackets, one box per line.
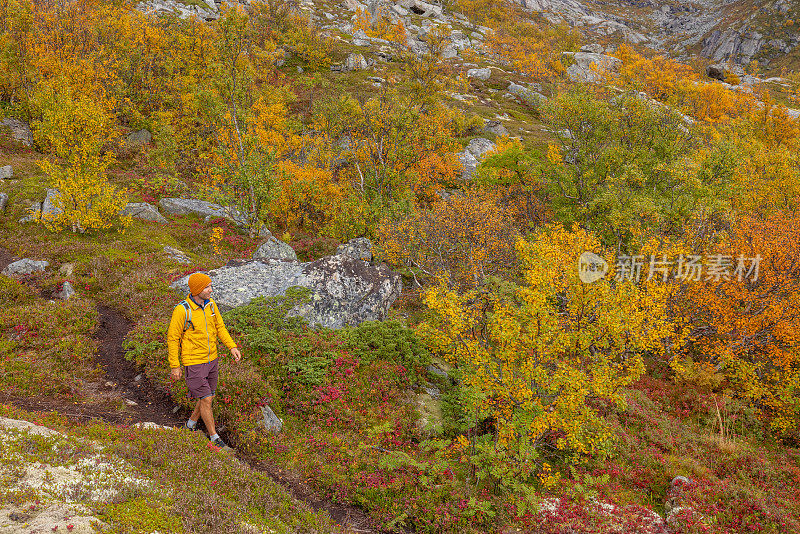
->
[167, 272, 241, 450]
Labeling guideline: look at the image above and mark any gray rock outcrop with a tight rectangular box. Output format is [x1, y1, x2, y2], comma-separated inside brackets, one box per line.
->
[41, 188, 63, 219]
[343, 53, 370, 71]
[125, 129, 153, 147]
[259, 405, 283, 433]
[484, 120, 509, 137]
[0, 118, 33, 146]
[252, 237, 298, 262]
[2, 258, 49, 276]
[0, 193, 7, 213]
[335, 237, 373, 261]
[0, 165, 12, 179]
[136, 0, 218, 20]
[55, 281, 76, 300]
[171, 252, 402, 329]
[121, 202, 168, 223]
[458, 137, 496, 181]
[507, 82, 546, 105]
[159, 198, 245, 225]
[163, 246, 191, 264]
[467, 67, 491, 81]
[565, 52, 622, 83]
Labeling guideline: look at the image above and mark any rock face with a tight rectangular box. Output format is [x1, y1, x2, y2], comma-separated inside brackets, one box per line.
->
[252, 237, 298, 262]
[458, 137, 496, 180]
[2, 258, 49, 276]
[343, 53, 370, 71]
[41, 188, 62, 218]
[159, 197, 245, 225]
[171, 251, 402, 329]
[121, 202, 168, 223]
[0, 165, 12, 179]
[136, 0, 218, 20]
[566, 52, 622, 83]
[0, 118, 33, 146]
[335, 237, 373, 261]
[467, 67, 491, 81]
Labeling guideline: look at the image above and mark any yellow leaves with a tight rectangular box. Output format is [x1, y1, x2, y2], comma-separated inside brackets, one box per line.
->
[546, 143, 562, 165]
[420, 224, 685, 465]
[484, 20, 574, 82]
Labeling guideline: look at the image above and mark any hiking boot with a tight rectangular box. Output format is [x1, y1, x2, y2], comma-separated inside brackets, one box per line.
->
[210, 436, 232, 451]
[184, 421, 201, 432]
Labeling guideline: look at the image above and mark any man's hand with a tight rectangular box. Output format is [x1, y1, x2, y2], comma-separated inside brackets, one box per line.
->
[230, 347, 241, 362]
[169, 367, 182, 381]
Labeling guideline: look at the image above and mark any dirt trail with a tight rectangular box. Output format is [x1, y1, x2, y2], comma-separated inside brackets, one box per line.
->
[1, 247, 389, 533]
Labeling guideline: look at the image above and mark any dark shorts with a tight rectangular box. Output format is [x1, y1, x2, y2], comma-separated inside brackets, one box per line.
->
[185, 358, 219, 399]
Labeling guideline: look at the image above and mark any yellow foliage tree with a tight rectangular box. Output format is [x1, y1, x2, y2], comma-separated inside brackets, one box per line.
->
[420, 225, 684, 487]
[33, 80, 129, 233]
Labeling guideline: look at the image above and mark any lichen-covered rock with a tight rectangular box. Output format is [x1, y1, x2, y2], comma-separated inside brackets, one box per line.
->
[0, 192, 7, 212]
[565, 52, 622, 83]
[252, 237, 298, 262]
[507, 82, 546, 105]
[121, 202, 168, 223]
[163, 246, 191, 264]
[136, 0, 218, 20]
[259, 405, 283, 433]
[2, 258, 48, 276]
[467, 67, 491, 81]
[335, 237, 373, 261]
[0, 118, 33, 146]
[0, 165, 12, 179]
[171, 253, 402, 329]
[55, 281, 76, 300]
[41, 188, 63, 218]
[159, 197, 246, 225]
[458, 137, 496, 180]
[125, 128, 152, 147]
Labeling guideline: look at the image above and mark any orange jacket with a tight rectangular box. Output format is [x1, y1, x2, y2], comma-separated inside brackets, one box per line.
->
[167, 296, 237, 368]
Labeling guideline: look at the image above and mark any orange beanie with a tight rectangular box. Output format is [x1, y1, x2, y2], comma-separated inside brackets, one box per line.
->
[188, 272, 212, 295]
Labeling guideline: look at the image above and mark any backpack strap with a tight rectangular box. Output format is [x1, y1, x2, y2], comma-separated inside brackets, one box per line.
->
[179, 300, 194, 331]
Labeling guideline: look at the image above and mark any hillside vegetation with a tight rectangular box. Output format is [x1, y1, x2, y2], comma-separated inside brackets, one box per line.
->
[1, 0, 800, 532]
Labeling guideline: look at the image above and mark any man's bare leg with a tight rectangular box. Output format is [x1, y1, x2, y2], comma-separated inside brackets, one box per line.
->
[189, 396, 216, 436]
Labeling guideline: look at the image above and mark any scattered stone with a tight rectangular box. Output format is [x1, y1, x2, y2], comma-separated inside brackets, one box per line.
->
[580, 43, 605, 54]
[172, 405, 180, 413]
[124, 399, 138, 406]
[369, 76, 385, 84]
[467, 67, 491, 81]
[458, 137, 496, 180]
[18, 202, 42, 223]
[427, 364, 448, 378]
[706, 63, 727, 82]
[507, 82, 546, 105]
[0, 165, 12, 179]
[105, 381, 117, 389]
[391, 4, 408, 16]
[342, 54, 369, 71]
[484, 119, 509, 137]
[259, 405, 283, 433]
[55, 281, 76, 300]
[2, 258, 48, 276]
[163, 246, 191, 264]
[41, 188, 63, 218]
[0, 192, 7, 213]
[0, 416, 60, 437]
[0, 118, 33, 146]
[158, 197, 245, 225]
[423, 384, 441, 398]
[335, 237, 373, 261]
[252, 237, 298, 262]
[133, 422, 172, 430]
[58, 263, 75, 276]
[121, 202, 168, 223]
[171, 253, 402, 329]
[125, 128, 152, 147]
[134, 374, 143, 382]
[565, 52, 622, 83]
[136, 0, 218, 20]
